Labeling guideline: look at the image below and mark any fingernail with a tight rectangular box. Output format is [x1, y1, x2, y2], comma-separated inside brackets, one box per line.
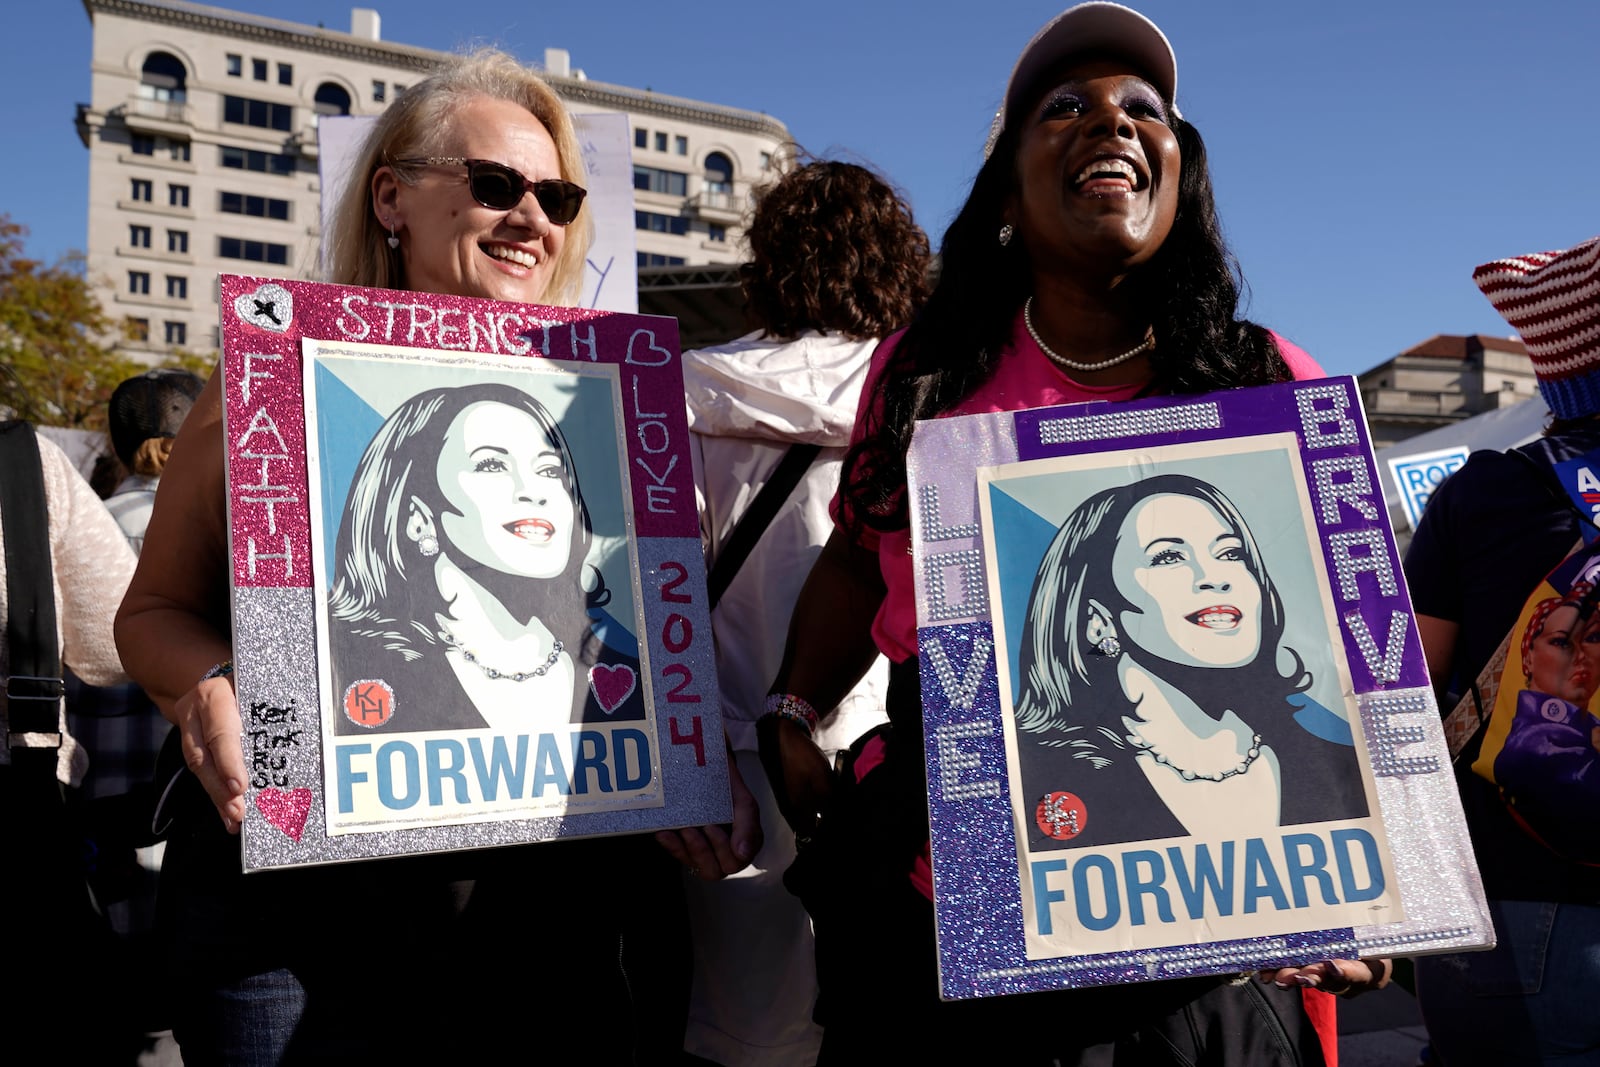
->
[1274, 980, 1293, 989]
[735, 839, 753, 860]
[1293, 975, 1316, 988]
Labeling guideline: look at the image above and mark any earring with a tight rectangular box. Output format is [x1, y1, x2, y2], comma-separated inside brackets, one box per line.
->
[386, 220, 400, 250]
[1094, 636, 1122, 658]
[417, 534, 439, 557]
[998, 223, 1014, 247]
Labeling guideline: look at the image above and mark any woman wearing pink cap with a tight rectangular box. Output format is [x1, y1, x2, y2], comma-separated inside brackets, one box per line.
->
[758, 3, 1385, 1061]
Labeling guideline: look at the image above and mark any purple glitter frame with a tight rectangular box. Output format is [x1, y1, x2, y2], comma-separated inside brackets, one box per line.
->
[906, 378, 1491, 999]
[219, 276, 729, 870]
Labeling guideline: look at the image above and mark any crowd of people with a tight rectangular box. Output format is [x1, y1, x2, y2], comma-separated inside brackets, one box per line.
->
[1, 1, 1594, 1064]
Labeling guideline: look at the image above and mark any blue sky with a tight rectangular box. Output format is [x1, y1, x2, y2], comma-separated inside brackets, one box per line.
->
[5, 0, 1596, 377]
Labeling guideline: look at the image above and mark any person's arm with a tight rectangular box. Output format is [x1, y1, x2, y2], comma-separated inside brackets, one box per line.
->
[757, 527, 888, 834]
[39, 436, 136, 686]
[1415, 614, 1459, 704]
[115, 368, 246, 832]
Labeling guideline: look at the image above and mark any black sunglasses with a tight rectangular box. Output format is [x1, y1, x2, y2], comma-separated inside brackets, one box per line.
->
[394, 157, 587, 225]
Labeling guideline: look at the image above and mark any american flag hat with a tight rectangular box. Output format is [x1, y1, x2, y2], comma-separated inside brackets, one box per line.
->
[1473, 235, 1600, 421]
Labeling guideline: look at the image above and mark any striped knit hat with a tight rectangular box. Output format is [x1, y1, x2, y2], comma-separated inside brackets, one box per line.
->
[1473, 235, 1600, 421]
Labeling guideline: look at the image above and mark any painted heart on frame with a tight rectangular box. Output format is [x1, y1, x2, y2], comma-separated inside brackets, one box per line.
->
[255, 787, 313, 841]
[589, 664, 637, 715]
[234, 282, 294, 333]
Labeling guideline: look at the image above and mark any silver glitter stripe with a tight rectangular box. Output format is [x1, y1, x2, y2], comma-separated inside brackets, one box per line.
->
[1037, 401, 1220, 445]
[974, 933, 1359, 981]
[1353, 926, 1478, 953]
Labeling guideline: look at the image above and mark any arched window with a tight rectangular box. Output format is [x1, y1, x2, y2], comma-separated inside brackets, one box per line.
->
[704, 152, 733, 197]
[140, 52, 187, 102]
[313, 82, 352, 117]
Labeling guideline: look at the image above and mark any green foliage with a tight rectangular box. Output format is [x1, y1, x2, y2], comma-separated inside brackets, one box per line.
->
[0, 214, 181, 431]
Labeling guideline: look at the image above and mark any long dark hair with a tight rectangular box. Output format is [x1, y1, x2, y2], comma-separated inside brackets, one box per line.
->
[1012, 474, 1308, 764]
[840, 111, 1290, 532]
[327, 381, 609, 664]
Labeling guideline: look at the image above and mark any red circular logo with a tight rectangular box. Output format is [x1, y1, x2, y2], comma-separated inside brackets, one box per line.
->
[1035, 791, 1088, 841]
[343, 679, 395, 728]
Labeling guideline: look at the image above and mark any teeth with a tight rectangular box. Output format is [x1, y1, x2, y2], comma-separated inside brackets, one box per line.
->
[485, 245, 539, 268]
[1075, 158, 1138, 185]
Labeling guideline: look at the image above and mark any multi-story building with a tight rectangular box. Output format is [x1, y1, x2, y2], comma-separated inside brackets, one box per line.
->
[1358, 333, 1537, 449]
[76, 0, 790, 358]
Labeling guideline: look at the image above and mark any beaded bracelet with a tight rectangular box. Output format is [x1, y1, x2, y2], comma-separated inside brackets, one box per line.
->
[761, 693, 819, 737]
[200, 659, 234, 684]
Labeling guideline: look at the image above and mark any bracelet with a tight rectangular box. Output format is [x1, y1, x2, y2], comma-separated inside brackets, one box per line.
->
[762, 693, 819, 737]
[200, 659, 234, 684]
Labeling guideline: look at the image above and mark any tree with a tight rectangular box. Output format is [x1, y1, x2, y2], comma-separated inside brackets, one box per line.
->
[0, 215, 152, 430]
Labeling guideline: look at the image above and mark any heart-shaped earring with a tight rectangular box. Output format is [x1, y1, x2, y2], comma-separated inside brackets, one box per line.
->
[386, 219, 400, 250]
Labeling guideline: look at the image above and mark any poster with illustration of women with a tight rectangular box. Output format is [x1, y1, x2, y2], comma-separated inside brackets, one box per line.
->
[907, 378, 1492, 999]
[219, 276, 728, 870]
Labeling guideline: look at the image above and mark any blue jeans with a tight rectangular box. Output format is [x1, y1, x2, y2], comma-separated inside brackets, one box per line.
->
[1417, 899, 1600, 1066]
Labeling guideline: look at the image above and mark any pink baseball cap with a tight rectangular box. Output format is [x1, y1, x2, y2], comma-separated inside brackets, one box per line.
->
[987, 2, 1181, 156]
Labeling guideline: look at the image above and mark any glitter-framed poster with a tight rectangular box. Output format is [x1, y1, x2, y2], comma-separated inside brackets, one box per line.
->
[219, 276, 729, 871]
[906, 377, 1492, 999]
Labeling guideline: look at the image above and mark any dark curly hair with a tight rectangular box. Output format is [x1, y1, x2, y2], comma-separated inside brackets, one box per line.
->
[741, 159, 932, 341]
[840, 84, 1291, 532]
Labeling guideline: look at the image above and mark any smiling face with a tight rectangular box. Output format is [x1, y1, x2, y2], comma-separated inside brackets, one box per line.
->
[375, 94, 567, 303]
[1526, 603, 1600, 705]
[1010, 56, 1180, 281]
[1110, 493, 1263, 669]
[434, 401, 575, 579]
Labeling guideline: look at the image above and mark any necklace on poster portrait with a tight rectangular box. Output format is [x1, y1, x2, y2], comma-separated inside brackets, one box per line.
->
[1024, 296, 1155, 373]
[440, 630, 565, 682]
[1127, 732, 1264, 783]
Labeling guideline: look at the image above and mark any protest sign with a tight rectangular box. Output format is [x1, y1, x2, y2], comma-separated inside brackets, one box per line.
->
[220, 275, 727, 870]
[907, 377, 1491, 998]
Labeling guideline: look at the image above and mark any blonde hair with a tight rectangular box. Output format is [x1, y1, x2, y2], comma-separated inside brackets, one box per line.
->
[326, 49, 592, 306]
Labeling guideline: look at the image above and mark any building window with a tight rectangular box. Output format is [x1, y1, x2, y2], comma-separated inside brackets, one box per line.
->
[675, 135, 688, 156]
[654, 131, 667, 152]
[128, 271, 150, 295]
[220, 146, 295, 176]
[633, 165, 688, 197]
[169, 184, 190, 208]
[394, 84, 407, 95]
[165, 321, 187, 346]
[634, 127, 647, 149]
[130, 178, 152, 202]
[166, 275, 187, 300]
[277, 62, 293, 86]
[129, 225, 151, 248]
[708, 223, 727, 243]
[128, 318, 149, 342]
[226, 53, 242, 77]
[224, 95, 293, 132]
[139, 52, 187, 103]
[219, 237, 290, 266]
[760, 151, 773, 170]
[131, 134, 155, 156]
[170, 140, 191, 162]
[704, 152, 734, 195]
[313, 82, 351, 118]
[220, 191, 291, 220]
[252, 58, 267, 82]
[167, 229, 188, 253]
[636, 253, 687, 268]
[635, 211, 689, 236]
[372, 80, 386, 103]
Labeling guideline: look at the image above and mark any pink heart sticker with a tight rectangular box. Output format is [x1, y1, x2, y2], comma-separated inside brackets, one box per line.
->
[255, 787, 313, 841]
[589, 664, 637, 715]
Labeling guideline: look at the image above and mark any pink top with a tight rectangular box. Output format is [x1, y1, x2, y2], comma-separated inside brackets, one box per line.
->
[835, 312, 1325, 663]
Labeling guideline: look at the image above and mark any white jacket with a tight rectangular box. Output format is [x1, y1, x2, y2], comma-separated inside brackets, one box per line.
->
[685, 330, 890, 754]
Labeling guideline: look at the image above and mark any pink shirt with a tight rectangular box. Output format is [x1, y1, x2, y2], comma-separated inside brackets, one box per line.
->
[837, 312, 1324, 663]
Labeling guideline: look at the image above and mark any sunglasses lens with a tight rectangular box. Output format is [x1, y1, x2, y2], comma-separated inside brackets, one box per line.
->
[469, 163, 523, 209]
[535, 182, 585, 225]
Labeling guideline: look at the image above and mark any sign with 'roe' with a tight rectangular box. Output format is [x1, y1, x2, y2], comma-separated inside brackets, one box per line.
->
[906, 377, 1492, 998]
[219, 276, 728, 870]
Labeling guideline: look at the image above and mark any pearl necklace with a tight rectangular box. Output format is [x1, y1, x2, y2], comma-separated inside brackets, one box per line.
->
[441, 632, 565, 682]
[1129, 732, 1263, 783]
[1024, 296, 1154, 373]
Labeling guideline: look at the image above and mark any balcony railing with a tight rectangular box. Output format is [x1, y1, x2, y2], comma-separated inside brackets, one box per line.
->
[686, 189, 747, 223]
[126, 96, 189, 124]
